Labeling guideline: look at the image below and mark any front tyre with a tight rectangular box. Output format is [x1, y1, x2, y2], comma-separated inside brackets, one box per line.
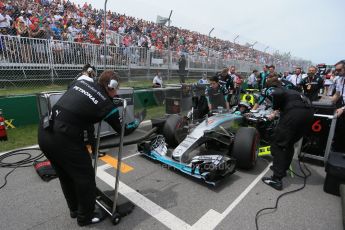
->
[232, 127, 259, 169]
[162, 114, 188, 148]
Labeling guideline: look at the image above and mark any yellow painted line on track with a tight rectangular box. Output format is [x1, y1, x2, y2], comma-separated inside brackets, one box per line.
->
[100, 155, 134, 173]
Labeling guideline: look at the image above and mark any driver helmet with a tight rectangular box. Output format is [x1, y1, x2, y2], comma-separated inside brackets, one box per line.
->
[238, 101, 252, 113]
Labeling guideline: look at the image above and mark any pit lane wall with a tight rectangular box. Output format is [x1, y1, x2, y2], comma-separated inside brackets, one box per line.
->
[0, 76, 251, 129]
[0, 86, 185, 128]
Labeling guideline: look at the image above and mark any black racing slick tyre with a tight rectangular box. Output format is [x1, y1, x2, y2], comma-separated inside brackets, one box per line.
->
[163, 114, 188, 148]
[232, 127, 259, 169]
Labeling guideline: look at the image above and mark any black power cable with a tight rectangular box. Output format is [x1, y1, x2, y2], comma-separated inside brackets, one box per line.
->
[0, 148, 44, 190]
[255, 158, 312, 230]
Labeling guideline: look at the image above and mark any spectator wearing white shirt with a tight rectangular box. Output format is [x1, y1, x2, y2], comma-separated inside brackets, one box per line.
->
[247, 70, 258, 88]
[68, 24, 79, 38]
[21, 12, 32, 27]
[289, 67, 303, 86]
[96, 26, 102, 38]
[153, 72, 163, 88]
[0, 8, 8, 32]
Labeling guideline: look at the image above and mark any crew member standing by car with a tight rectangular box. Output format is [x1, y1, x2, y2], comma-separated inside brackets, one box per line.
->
[259, 65, 269, 90]
[205, 75, 230, 111]
[331, 60, 345, 152]
[288, 67, 303, 89]
[228, 66, 242, 105]
[259, 76, 314, 190]
[152, 71, 163, 88]
[299, 66, 324, 101]
[247, 70, 258, 89]
[219, 68, 234, 106]
[178, 54, 186, 83]
[38, 70, 145, 226]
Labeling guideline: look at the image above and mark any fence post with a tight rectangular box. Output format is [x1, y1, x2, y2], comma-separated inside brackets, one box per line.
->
[46, 39, 55, 85]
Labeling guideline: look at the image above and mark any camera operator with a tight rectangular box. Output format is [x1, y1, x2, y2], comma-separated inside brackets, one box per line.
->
[260, 76, 314, 190]
[331, 60, 345, 152]
[75, 63, 96, 82]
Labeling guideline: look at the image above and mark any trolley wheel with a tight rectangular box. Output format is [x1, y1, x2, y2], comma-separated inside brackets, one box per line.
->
[112, 213, 121, 225]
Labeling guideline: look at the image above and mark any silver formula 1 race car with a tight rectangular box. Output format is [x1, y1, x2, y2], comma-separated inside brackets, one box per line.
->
[137, 107, 275, 185]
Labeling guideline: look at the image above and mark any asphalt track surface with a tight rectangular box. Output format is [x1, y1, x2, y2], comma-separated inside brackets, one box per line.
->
[0, 136, 342, 230]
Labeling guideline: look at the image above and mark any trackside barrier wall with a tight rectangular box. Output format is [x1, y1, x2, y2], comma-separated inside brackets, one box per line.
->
[1, 86, 198, 127]
[0, 95, 39, 127]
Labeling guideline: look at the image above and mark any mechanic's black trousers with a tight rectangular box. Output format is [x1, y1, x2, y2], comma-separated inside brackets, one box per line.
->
[38, 124, 96, 222]
[271, 107, 314, 178]
[333, 113, 345, 152]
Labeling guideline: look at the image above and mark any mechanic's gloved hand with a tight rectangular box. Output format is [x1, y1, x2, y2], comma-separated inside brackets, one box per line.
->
[113, 96, 123, 106]
[134, 108, 147, 123]
[266, 113, 275, 121]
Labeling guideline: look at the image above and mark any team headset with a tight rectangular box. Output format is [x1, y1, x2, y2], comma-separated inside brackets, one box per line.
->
[108, 79, 119, 90]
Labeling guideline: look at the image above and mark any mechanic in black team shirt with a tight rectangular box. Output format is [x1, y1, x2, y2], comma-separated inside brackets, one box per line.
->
[206, 75, 230, 111]
[299, 66, 324, 101]
[259, 76, 314, 190]
[331, 60, 345, 152]
[38, 70, 145, 226]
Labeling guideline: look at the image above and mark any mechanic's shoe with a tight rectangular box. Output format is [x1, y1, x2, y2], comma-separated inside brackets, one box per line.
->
[70, 210, 77, 219]
[77, 206, 106, 227]
[91, 151, 107, 159]
[262, 176, 283, 191]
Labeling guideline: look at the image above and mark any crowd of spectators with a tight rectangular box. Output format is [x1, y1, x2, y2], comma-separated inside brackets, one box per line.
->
[0, 0, 310, 68]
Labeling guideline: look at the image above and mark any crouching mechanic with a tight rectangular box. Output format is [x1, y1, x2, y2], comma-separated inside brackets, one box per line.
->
[38, 70, 145, 226]
[259, 77, 314, 190]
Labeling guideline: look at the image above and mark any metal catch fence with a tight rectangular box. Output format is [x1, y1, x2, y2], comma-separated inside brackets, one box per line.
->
[0, 34, 294, 89]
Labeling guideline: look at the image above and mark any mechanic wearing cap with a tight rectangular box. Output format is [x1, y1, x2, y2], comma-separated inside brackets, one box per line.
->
[70, 63, 98, 157]
[206, 75, 230, 111]
[259, 76, 314, 190]
[331, 60, 345, 152]
[38, 70, 146, 226]
[298, 66, 324, 101]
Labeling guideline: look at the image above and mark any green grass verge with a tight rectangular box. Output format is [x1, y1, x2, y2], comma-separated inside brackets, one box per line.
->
[1, 124, 38, 152]
[0, 78, 197, 96]
[1, 105, 165, 152]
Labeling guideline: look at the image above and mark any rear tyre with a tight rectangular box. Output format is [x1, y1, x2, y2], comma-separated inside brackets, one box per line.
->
[163, 114, 188, 148]
[232, 127, 259, 169]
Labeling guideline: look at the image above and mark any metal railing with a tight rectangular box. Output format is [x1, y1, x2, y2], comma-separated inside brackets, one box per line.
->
[0, 34, 303, 88]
